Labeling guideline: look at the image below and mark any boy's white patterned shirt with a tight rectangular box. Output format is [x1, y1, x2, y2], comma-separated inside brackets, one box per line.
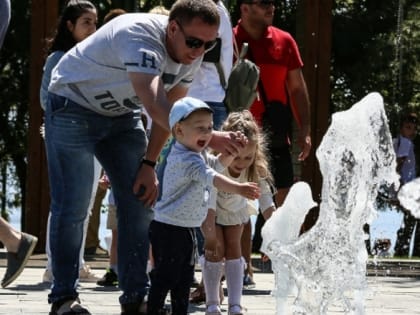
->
[153, 141, 224, 227]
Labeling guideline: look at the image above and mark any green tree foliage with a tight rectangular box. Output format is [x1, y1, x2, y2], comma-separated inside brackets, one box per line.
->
[332, 0, 420, 135]
[0, 0, 31, 219]
[0, 0, 419, 219]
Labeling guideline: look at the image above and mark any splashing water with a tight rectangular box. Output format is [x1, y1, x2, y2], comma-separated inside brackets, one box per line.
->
[398, 178, 420, 216]
[261, 93, 401, 314]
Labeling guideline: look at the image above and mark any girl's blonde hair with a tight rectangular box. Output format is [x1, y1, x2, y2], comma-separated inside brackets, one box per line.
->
[148, 5, 169, 16]
[221, 110, 273, 184]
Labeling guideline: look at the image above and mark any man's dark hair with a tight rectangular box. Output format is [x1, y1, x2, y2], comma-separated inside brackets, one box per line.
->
[169, 0, 219, 27]
[103, 8, 126, 24]
[400, 112, 418, 127]
[237, 0, 248, 6]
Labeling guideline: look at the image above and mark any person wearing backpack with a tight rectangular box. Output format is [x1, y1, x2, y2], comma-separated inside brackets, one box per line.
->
[187, 0, 234, 304]
[233, 0, 312, 287]
[188, 0, 233, 130]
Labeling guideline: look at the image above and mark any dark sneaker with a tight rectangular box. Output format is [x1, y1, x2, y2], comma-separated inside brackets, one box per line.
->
[97, 268, 118, 286]
[1, 232, 38, 288]
[189, 285, 206, 304]
[243, 274, 256, 289]
[120, 298, 148, 315]
[49, 298, 91, 315]
[84, 245, 108, 257]
[157, 307, 171, 315]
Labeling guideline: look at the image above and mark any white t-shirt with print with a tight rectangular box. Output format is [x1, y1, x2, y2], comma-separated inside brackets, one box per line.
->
[49, 13, 202, 116]
[153, 142, 224, 228]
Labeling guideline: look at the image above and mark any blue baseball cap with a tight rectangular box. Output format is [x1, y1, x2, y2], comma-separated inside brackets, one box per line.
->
[169, 97, 213, 130]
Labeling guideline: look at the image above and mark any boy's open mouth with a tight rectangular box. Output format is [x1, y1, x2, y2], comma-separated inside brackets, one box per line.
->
[197, 140, 206, 147]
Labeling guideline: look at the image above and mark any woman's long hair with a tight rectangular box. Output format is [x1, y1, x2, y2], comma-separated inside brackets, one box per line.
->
[46, 0, 96, 54]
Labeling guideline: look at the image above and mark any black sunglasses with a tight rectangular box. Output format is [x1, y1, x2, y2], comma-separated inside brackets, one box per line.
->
[244, 0, 276, 9]
[175, 20, 218, 52]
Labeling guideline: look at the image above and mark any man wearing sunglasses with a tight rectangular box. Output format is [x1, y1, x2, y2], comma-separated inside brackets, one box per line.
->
[234, 0, 312, 288]
[44, 1, 248, 314]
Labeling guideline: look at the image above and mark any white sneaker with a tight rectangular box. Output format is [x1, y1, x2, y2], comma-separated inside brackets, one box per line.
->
[205, 304, 222, 315]
[228, 304, 245, 315]
[42, 264, 98, 283]
[42, 268, 53, 283]
[78, 264, 99, 282]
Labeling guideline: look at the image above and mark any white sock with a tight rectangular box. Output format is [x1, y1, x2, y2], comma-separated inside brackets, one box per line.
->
[202, 259, 224, 305]
[225, 258, 244, 307]
[207, 304, 221, 312]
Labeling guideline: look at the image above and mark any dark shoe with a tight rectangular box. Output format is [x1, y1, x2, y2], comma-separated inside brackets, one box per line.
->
[189, 285, 206, 304]
[243, 274, 255, 289]
[84, 245, 108, 257]
[120, 299, 147, 315]
[49, 298, 91, 315]
[97, 268, 118, 286]
[120, 303, 141, 315]
[158, 307, 171, 315]
[142, 307, 171, 315]
[190, 282, 224, 304]
[1, 232, 38, 288]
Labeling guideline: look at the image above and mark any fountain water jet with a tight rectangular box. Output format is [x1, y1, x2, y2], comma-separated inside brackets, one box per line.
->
[261, 92, 402, 314]
[398, 178, 420, 216]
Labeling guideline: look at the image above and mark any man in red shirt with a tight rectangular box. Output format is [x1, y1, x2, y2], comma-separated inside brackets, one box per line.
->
[234, 0, 312, 286]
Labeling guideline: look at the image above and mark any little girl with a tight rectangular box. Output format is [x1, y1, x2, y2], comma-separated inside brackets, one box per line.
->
[201, 110, 276, 315]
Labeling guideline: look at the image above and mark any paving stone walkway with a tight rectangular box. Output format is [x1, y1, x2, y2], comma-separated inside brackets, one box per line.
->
[1, 253, 420, 314]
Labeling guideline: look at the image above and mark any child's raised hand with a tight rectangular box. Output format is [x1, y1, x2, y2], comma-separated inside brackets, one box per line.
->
[239, 182, 260, 200]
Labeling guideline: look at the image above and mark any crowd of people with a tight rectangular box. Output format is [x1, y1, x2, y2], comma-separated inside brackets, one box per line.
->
[1, 1, 418, 315]
[2, 0, 308, 314]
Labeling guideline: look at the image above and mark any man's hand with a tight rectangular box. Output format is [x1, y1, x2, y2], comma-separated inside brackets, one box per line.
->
[297, 130, 311, 161]
[133, 164, 159, 207]
[209, 130, 248, 156]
